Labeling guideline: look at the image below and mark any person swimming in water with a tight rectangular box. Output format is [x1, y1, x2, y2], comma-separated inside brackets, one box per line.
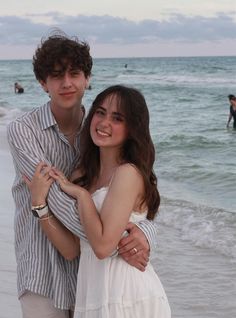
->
[14, 82, 24, 94]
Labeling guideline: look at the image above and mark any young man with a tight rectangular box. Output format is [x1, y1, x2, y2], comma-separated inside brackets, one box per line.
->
[7, 31, 158, 318]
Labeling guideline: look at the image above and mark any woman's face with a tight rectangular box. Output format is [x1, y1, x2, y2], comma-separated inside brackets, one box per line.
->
[90, 94, 128, 150]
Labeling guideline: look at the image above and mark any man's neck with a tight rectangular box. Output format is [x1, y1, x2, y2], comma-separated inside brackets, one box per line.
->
[50, 103, 84, 133]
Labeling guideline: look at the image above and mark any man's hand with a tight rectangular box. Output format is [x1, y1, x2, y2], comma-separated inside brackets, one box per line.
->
[118, 222, 150, 271]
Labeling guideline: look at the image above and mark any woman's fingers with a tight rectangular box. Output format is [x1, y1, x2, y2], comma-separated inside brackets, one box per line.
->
[49, 170, 59, 180]
[35, 161, 48, 174]
[49, 168, 67, 183]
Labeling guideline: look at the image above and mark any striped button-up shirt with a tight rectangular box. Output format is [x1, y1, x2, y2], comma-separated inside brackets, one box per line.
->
[7, 101, 158, 309]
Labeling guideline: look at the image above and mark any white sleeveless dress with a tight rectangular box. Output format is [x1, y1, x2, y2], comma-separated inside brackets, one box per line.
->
[74, 187, 171, 318]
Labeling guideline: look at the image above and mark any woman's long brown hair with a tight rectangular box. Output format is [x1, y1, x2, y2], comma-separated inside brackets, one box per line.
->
[76, 85, 160, 220]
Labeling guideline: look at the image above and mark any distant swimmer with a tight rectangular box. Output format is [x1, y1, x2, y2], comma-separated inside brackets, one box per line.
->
[227, 94, 236, 129]
[14, 82, 24, 94]
[124, 64, 128, 68]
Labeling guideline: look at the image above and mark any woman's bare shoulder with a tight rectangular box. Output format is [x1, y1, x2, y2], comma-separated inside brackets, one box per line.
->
[114, 163, 143, 185]
[117, 163, 141, 174]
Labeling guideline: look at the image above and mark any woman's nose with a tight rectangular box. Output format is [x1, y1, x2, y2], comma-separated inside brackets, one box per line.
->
[100, 115, 111, 126]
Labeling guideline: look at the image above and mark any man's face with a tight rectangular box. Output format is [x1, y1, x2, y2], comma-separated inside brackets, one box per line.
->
[40, 64, 90, 112]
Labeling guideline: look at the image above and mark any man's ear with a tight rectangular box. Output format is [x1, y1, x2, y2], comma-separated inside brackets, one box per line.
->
[40, 80, 49, 93]
[85, 77, 90, 89]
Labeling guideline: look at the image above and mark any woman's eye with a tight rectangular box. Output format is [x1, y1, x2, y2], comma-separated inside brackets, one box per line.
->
[113, 116, 124, 122]
[95, 109, 105, 116]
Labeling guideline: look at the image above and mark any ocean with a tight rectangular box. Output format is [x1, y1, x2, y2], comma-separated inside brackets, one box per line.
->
[0, 56, 235, 317]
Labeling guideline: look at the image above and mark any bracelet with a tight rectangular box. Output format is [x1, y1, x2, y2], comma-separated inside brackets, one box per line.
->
[40, 214, 54, 221]
[39, 213, 56, 230]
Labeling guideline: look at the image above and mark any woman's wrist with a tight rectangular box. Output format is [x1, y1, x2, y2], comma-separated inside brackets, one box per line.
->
[76, 187, 90, 200]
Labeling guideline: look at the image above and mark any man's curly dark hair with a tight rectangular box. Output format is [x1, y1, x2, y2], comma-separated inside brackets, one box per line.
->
[33, 29, 93, 82]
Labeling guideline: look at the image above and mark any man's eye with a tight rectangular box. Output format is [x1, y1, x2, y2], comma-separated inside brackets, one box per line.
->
[70, 70, 81, 76]
[51, 73, 60, 78]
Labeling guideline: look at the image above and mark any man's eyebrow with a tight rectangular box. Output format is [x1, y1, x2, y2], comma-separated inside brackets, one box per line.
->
[69, 67, 81, 71]
[51, 69, 63, 74]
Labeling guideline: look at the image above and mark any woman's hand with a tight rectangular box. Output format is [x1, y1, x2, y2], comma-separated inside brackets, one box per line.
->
[23, 162, 54, 206]
[49, 167, 84, 199]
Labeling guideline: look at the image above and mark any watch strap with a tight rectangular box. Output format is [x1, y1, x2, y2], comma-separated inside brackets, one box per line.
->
[32, 205, 49, 218]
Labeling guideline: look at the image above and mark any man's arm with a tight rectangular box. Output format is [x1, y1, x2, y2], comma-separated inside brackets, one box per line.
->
[134, 219, 158, 251]
[7, 119, 86, 240]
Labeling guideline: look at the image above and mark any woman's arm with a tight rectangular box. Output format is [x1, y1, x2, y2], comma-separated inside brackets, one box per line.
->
[52, 164, 144, 259]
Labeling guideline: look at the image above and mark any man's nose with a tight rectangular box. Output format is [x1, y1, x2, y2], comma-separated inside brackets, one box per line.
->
[62, 73, 72, 88]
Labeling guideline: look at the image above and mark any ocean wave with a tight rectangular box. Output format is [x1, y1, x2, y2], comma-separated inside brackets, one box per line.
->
[0, 106, 24, 125]
[115, 73, 236, 87]
[156, 134, 229, 151]
[158, 196, 236, 260]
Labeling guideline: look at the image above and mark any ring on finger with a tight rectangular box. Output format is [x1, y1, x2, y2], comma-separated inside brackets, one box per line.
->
[133, 247, 138, 254]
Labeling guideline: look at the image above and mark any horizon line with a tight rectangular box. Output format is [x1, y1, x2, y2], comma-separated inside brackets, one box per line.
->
[0, 54, 236, 61]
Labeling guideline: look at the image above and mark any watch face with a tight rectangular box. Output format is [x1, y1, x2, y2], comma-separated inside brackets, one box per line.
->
[32, 209, 40, 217]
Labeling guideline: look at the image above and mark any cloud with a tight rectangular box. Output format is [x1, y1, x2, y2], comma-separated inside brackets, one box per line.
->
[0, 12, 236, 46]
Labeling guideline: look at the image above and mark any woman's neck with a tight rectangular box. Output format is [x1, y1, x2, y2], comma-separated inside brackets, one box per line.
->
[90, 149, 122, 192]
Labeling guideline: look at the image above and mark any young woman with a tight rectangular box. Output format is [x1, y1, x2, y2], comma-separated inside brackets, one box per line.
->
[26, 85, 171, 317]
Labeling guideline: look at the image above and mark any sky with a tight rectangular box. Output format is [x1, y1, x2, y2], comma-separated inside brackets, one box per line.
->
[0, 0, 236, 59]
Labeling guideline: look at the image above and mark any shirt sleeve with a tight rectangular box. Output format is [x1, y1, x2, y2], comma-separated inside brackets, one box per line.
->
[7, 119, 87, 240]
[134, 218, 158, 252]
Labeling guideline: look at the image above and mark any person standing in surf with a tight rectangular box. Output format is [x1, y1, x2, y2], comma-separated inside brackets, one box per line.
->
[227, 94, 236, 129]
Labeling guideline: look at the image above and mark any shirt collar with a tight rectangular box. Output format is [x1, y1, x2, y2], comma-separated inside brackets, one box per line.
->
[38, 101, 86, 133]
[39, 101, 57, 131]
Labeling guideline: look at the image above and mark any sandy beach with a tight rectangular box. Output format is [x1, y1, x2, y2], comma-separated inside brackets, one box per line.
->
[0, 128, 21, 317]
